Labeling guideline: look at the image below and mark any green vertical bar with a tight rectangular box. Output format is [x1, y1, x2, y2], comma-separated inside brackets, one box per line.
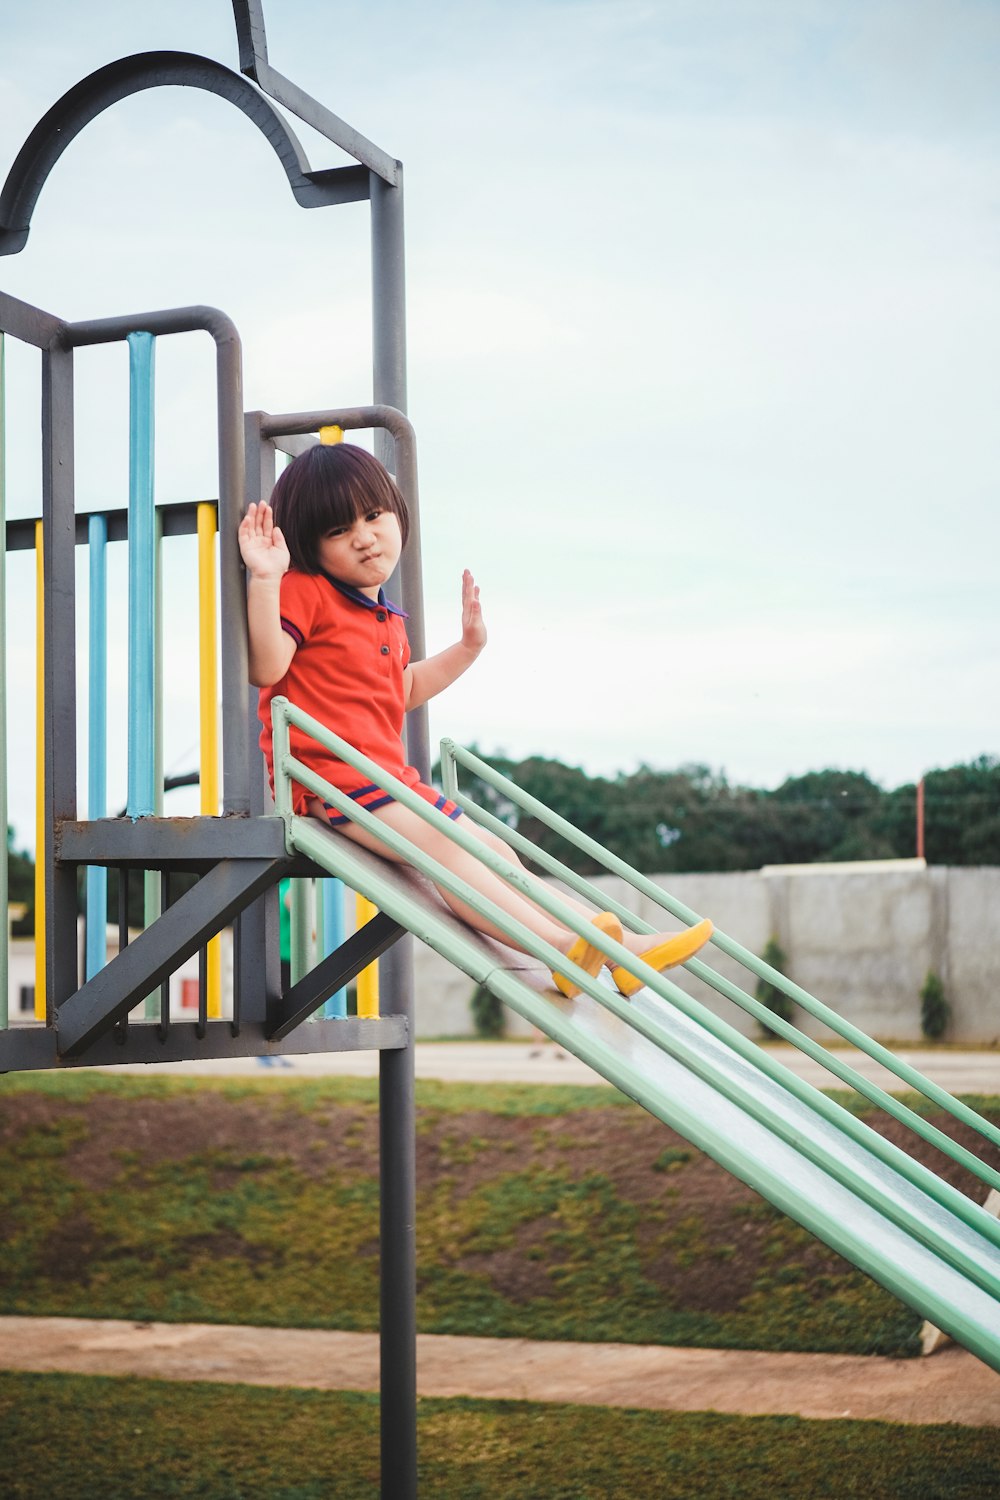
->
[143, 508, 164, 1018]
[312, 884, 325, 1021]
[290, 879, 312, 987]
[0, 332, 7, 1028]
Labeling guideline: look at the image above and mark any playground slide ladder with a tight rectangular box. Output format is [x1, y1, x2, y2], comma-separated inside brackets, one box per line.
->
[271, 696, 1000, 1374]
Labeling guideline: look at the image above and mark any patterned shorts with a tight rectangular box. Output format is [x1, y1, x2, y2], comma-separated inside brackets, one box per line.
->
[321, 777, 462, 828]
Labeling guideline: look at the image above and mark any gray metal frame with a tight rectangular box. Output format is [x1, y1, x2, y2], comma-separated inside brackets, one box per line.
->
[0, 6, 419, 1491]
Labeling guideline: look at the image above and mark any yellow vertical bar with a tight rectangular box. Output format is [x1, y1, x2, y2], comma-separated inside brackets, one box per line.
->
[197, 503, 221, 1018]
[33, 522, 45, 1020]
[355, 893, 380, 1017]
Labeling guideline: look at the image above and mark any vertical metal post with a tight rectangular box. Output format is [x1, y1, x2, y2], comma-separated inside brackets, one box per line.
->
[143, 506, 164, 1017]
[127, 331, 156, 818]
[85, 514, 108, 981]
[126, 333, 162, 1016]
[289, 878, 313, 986]
[370, 167, 407, 472]
[0, 332, 7, 1027]
[371, 163, 418, 1500]
[197, 501, 222, 1017]
[33, 522, 45, 1019]
[319, 879, 348, 1018]
[393, 425, 430, 780]
[238, 411, 279, 1030]
[41, 337, 79, 1018]
[216, 329, 249, 816]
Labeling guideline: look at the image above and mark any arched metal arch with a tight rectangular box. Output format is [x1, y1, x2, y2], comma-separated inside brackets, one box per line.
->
[0, 49, 370, 256]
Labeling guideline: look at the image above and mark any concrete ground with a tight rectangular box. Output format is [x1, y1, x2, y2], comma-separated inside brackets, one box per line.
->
[0, 1316, 998, 1427]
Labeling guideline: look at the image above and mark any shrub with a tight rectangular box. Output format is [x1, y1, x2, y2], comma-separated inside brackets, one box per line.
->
[920, 970, 950, 1041]
[756, 936, 795, 1039]
[470, 982, 505, 1039]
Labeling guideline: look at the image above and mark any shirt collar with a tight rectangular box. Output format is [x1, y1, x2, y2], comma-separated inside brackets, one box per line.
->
[321, 572, 408, 618]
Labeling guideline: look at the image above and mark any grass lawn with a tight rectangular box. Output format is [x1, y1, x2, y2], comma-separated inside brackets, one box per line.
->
[2, 1072, 996, 1359]
[1, 1370, 998, 1500]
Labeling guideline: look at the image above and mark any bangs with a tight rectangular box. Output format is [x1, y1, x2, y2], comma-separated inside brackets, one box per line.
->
[317, 483, 375, 534]
[270, 443, 410, 571]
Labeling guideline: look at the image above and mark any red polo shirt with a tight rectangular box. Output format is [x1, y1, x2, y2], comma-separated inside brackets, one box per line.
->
[258, 569, 414, 815]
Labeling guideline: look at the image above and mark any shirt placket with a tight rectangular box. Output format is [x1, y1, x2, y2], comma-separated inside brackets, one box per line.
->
[374, 603, 392, 677]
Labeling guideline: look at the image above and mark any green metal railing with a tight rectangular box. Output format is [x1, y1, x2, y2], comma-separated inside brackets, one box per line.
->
[270, 698, 1000, 1329]
[440, 742, 1000, 1175]
[275, 696, 1000, 1368]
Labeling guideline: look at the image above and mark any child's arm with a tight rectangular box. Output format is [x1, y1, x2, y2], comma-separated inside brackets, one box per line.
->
[405, 569, 486, 711]
[238, 502, 296, 687]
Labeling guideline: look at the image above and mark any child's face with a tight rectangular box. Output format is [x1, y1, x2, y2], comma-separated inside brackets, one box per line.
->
[316, 506, 403, 597]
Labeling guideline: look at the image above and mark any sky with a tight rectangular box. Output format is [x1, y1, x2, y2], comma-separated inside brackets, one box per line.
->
[0, 0, 999, 848]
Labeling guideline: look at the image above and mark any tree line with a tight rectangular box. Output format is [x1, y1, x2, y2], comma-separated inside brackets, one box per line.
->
[442, 753, 1000, 876]
[6, 754, 999, 933]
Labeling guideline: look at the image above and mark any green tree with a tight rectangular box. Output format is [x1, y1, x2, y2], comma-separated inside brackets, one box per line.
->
[756, 936, 794, 1039]
[920, 971, 949, 1040]
[922, 757, 1000, 864]
[469, 981, 505, 1038]
[434, 750, 1000, 875]
[770, 769, 894, 863]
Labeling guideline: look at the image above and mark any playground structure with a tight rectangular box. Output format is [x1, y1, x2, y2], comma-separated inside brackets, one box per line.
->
[0, 6, 999, 1497]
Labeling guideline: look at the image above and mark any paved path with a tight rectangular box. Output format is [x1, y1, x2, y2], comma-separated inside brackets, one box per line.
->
[1, 1316, 998, 1427]
[26, 1045, 998, 1428]
[88, 1040, 1000, 1095]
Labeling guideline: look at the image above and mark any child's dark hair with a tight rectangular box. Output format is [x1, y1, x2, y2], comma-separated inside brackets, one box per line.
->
[270, 444, 410, 572]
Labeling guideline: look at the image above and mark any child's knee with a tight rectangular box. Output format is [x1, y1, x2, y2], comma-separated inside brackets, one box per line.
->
[474, 826, 518, 861]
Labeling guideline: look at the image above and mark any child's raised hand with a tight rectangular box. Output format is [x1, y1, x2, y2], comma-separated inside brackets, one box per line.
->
[461, 569, 487, 654]
[238, 501, 290, 583]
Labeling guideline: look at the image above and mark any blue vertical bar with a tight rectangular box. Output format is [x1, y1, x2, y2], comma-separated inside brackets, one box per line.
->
[85, 514, 108, 980]
[127, 331, 155, 818]
[322, 879, 348, 1018]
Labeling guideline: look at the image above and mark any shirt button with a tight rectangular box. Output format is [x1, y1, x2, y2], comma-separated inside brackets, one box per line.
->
[380, 645, 390, 655]
[376, 610, 387, 621]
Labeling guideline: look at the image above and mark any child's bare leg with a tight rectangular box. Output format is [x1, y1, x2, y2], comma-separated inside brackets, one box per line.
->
[459, 819, 705, 964]
[311, 799, 596, 958]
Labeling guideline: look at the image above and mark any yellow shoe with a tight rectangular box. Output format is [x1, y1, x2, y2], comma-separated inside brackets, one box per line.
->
[612, 918, 714, 998]
[552, 912, 624, 999]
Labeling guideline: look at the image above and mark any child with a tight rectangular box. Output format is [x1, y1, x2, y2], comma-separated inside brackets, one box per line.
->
[238, 443, 712, 998]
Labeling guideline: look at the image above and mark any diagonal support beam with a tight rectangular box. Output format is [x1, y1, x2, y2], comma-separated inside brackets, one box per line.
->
[56, 857, 285, 1057]
[267, 910, 404, 1041]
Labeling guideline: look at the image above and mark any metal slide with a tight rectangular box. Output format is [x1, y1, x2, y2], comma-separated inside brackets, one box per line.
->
[273, 701, 1000, 1375]
[289, 811, 1000, 1376]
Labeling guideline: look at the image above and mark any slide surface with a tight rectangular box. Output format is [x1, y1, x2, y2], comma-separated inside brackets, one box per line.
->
[291, 813, 1000, 1374]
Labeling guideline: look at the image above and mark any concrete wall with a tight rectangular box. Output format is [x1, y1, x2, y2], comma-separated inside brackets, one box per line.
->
[412, 862, 1000, 1044]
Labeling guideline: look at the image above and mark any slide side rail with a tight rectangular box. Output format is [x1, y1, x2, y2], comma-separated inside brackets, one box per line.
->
[270, 699, 1000, 1273]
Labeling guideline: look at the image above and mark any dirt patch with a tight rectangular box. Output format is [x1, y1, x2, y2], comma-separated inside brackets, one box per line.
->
[862, 1110, 1000, 1199]
[33, 1211, 111, 1285]
[8, 1093, 380, 1191]
[1, 1082, 996, 1344]
[456, 1220, 554, 1305]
